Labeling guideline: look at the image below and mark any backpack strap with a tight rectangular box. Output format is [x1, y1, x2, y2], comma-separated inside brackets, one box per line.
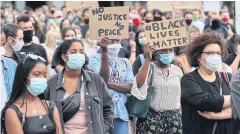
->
[8, 104, 25, 126]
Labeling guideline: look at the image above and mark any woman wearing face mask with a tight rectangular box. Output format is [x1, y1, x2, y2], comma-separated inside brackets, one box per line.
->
[143, 11, 154, 23]
[132, 28, 158, 76]
[181, 33, 232, 134]
[89, 40, 134, 134]
[131, 44, 183, 134]
[80, 8, 90, 39]
[45, 39, 114, 134]
[5, 13, 14, 24]
[1, 54, 62, 134]
[66, 11, 76, 23]
[152, 9, 163, 22]
[73, 26, 82, 40]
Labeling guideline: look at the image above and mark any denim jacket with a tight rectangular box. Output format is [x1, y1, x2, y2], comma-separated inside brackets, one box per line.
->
[1, 57, 17, 97]
[45, 69, 114, 134]
[89, 53, 134, 121]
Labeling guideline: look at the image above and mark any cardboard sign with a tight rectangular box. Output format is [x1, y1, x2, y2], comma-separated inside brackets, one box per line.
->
[144, 18, 188, 50]
[147, 1, 202, 12]
[89, 6, 129, 40]
[66, 1, 99, 10]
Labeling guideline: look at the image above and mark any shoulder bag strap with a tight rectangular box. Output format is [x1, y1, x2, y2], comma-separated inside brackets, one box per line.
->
[212, 72, 224, 134]
[8, 104, 25, 126]
[139, 54, 145, 65]
[148, 63, 154, 86]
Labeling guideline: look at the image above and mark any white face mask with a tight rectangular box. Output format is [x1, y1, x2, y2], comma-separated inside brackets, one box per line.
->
[11, 41, 24, 52]
[0, 46, 6, 58]
[76, 34, 81, 39]
[203, 55, 222, 72]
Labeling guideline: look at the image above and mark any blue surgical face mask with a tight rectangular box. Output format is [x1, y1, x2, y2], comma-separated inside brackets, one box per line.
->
[67, 15, 75, 21]
[203, 55, 222, 72]
[6, 18, 13, 24]
[56, 18, 62, 24]
[159, 53, 174, 64]
[67, 54, 85, 70]
[26, 78, 48, 96]
[138, 38, 147, 46]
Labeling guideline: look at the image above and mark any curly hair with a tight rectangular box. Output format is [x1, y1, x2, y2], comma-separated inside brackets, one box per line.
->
[187, 32, 227, 67]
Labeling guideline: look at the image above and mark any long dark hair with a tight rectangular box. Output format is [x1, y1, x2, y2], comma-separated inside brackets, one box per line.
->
[52, 39, 88, 69]
[1, 58, 57, 133]
[135, 28, 145, 58]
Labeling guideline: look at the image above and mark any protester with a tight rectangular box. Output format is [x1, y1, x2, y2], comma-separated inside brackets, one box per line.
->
[17, 14, 48, 64]
[80, 8, 89, 39]
[45, 39, 114, 134]
[192, 9, 205, 32]
[225, 35, 240, 73]
[220, 10, 236, 36]
[72, 25, 82, 40]
[53, 10, 64, 26]
[66, 10, 76, 23]
[152, 9, 165, 21]
[230, 68, 240, 134]
[184, 11, 200, 37]
[44, 30, 61, 77]
[1, 54, 62, 134]
[2, 24, 26, 63]
[5, 13, 14, 24]
[131, 44, 183, 134]
[204, 12, 228, 39]
[0, 30, 17, 109]
[89, 41, 134, 134]
[61, 26, 76, 40]
[143, 11, 154, 23]
[138, 7, 146, 21]
[83, 30, 98, 57]
[60, 18, 72, 32]
[30, 15, 46, 43]
[181, 33, 232, 134]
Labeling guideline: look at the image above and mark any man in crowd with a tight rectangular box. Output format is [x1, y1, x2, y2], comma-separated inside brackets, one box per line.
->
[192, 9, 205, 32]
[184, 11, 200, 37]
[1, 23, 25, 63]
[204, 11, 228, 39]
[220, 10, 236, 37]
[17, 14, 48, 64]
[0, 27, 17, 110]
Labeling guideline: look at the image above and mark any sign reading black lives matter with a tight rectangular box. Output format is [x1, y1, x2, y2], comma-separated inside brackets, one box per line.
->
[89, 6, 129, 40]
[144, 18, 188, 50]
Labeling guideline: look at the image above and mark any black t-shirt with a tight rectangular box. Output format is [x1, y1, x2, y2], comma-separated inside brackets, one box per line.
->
[80, 24, 89, 39]
[181, 70, 231, 134]
[20, 43, 48, 64]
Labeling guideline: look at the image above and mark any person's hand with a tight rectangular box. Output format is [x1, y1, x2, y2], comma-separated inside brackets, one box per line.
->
[198, 111, 218, 120]
[174, 56, 183, 67]
[98, 37, 112, 51]
[144, 43, 155, 60]
[171, 2, 177, 10]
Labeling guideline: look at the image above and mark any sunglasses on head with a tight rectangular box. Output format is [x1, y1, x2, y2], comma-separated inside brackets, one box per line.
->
[23, 54, 46, 64]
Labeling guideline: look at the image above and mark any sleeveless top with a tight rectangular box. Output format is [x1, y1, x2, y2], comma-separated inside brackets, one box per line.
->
[7, 101, 55, 134]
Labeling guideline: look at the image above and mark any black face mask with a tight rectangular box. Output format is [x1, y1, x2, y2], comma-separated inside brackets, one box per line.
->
[145, 19, 152, 23]
[23, 30, 33, 43]
[211, 19, 221, 30]
[84, 19, 89, 24]
[185, 19, 193, 26]
[50, 10, 55, 14]
[154, 17, 162, 21]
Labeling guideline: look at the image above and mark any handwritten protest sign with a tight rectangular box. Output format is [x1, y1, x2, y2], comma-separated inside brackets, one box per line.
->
[144, 18, 188, 50]
[89, 6, 129, 40]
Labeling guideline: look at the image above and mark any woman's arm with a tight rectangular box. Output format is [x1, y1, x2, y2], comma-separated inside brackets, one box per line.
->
[5, 108, 24, 134]
[198, 107, 232, 120]
[181, 75, 228, 112]
[53, 106, 63, 134]
[107, 82, 132, 93]
[136, 44, 154, 88]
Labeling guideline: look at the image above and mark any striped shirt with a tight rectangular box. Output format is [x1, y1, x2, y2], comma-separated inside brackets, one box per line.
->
[131, 63, 183, 112]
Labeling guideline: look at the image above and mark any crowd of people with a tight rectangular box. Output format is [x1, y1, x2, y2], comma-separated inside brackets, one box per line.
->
[0, 2, 240, 134]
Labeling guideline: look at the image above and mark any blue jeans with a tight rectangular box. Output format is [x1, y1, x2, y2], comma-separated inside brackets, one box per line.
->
[111, 118, 129, 134]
